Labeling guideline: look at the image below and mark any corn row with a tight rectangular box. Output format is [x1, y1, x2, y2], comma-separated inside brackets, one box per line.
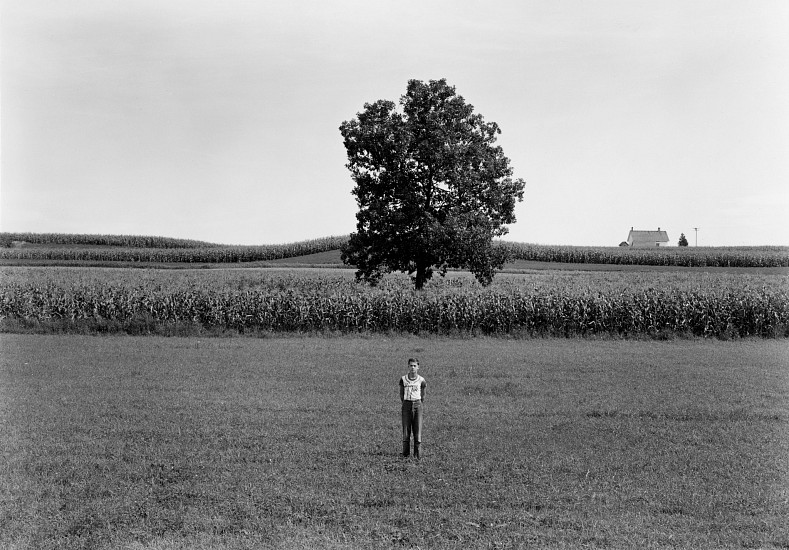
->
[495, 242, 789, 268]
[3, 236, 787, 268]
[0, 236, 350, 263]
[2, 279, 786, 338]
[0, 232, 219, 248]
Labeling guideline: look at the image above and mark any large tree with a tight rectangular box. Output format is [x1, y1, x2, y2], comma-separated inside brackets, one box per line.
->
[339, 79, 526, 290]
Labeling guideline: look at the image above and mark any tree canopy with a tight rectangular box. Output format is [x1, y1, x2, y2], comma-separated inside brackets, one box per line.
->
[678, 233, 689, 247]
[339, 79, 526, 290]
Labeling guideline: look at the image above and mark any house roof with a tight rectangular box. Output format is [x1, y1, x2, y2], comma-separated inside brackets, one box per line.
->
[628, 229, 669, 242]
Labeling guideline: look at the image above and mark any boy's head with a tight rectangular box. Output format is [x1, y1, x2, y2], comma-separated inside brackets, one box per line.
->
[407, 358, 419, 376]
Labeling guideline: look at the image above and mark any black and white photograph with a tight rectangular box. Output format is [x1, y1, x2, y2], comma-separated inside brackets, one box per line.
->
[1, 1, 787, 548]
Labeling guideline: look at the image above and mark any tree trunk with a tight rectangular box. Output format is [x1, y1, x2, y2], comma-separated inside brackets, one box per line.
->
[414, 264, 427, 291]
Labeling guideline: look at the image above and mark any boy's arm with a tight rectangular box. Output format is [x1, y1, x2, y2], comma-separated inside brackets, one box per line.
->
[399, 378, 404, 402]
[421, 380, 426, 402]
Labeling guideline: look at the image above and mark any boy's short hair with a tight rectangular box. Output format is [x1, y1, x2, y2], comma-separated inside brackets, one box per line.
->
[408, 358, 419, 365]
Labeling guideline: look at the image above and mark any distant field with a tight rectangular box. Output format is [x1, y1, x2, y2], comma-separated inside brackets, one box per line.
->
[265, 249, 347, 268]
[2, 335, 787, 549]
[0, 232, 220, 248]
[2, 232, 787, 268]
[0, 235, 350, 266]
[264, 251, 789, 275]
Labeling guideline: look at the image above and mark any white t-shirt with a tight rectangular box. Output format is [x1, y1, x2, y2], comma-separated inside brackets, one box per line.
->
[401, 374, 425, 401]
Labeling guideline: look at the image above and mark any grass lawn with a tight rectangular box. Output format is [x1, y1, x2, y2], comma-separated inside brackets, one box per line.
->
[1, 335, 788, 549]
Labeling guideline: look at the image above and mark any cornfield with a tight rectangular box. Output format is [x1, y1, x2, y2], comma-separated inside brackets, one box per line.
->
[496, 242, 789, 268]
[2, 267, 787, 338]
[2, 232, 787, 268]
[0, 236, 350, 263]
[0, 232, 220, 248]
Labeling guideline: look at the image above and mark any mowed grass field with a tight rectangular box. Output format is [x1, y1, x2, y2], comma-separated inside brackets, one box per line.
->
[1, 335, 788, 549]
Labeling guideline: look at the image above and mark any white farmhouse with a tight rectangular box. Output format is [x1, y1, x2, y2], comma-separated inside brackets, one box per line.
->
[626, 227, 670, 248]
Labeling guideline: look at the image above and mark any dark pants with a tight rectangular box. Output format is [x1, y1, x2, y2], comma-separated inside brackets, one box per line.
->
[401, 400, 422, 458]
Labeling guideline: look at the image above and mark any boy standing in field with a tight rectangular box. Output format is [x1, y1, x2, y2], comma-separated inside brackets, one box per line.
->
[400, 358, 426, 459]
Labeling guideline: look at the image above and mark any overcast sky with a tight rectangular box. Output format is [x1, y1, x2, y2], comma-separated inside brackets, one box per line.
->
[2, 1, 787, 246]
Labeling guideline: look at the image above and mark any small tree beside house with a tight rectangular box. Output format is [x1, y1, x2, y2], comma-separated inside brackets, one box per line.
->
[678, 233, 689, 247]
[626, 227, 670, 248]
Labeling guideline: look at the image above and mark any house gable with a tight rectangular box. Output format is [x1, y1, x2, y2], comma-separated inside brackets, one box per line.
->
[626, 227, 670, 248]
